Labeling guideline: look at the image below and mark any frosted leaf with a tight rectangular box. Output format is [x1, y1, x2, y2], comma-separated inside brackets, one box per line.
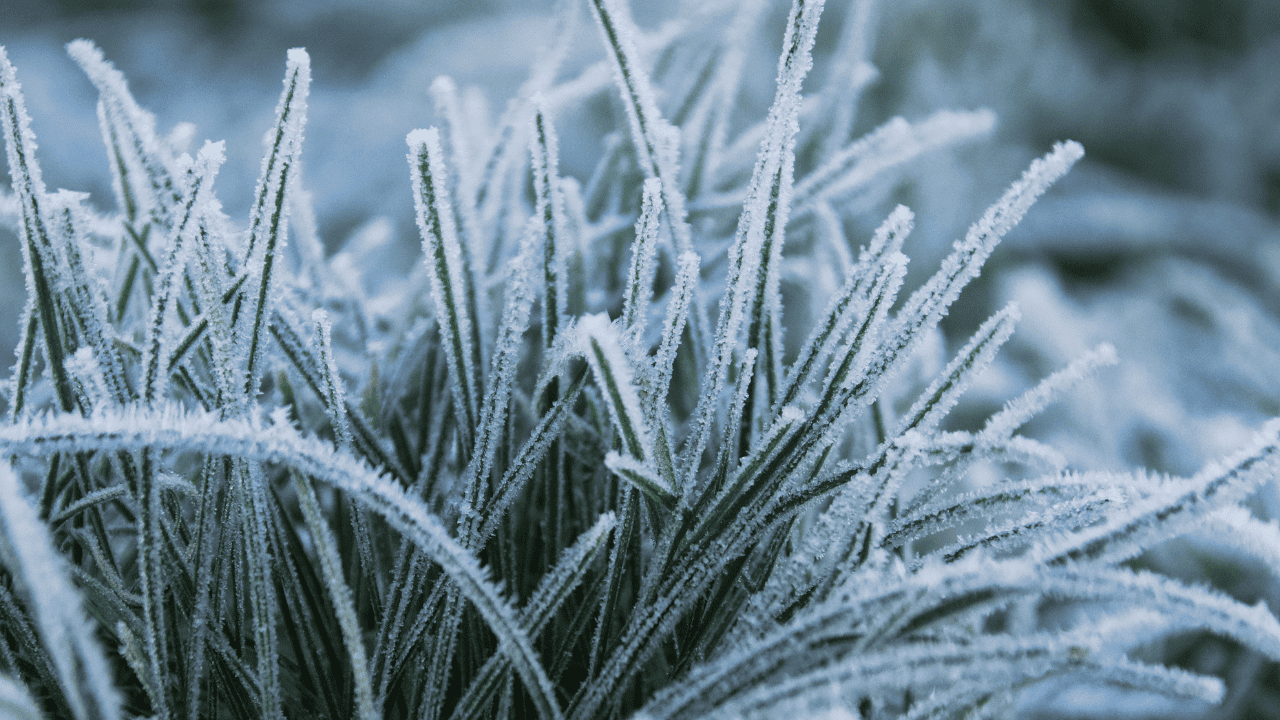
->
[65, 346, 109, 411]
[0, 404, 562, 718]
[1042, 418, 1280, 566]
[311, 308, 351, 448]
[141, 140, 224, 404]
[978, 342, 1117, 444]
[778, 205, 912, 409]
[579, 313, 654, 463]
[606, 452, 675, 509]
[792, 109, 998, 215]
[801, 143, 1081, 446]
[705, 348, 759, 505]
[650, 250, 699, 411]
[66, 39, 182, 227]
[408, 127, 482, 450]
[622, 178, 663, 341]
[680, 0, 854, 478]
[530, 100, 569, 351]
[1037, 567, 1280, 662]
[1194, 506, 1280, 572]
[587, 0, 695, 260]
[893, 141, 1083, 345]
[705, 639, 1221, 720]
[729, 0, 827, 420]
[241, 49, 310, 402]
[458, 212, 537, 547]
[0, 464, 123, 720]
[811, 250, 908, 428]
[431, 76, 483, 257]
[451, 512, 616, 720]
[926, 490, 1121, 565]
[188, 209, 243, 411]
[1, 47, 76, 414]
[888, 473, 1129, 551]
[290, 469, 377, 720]
[893, 303, 1019, 438]
[45, 190, 129, 406]
[270, 310, 406, 481]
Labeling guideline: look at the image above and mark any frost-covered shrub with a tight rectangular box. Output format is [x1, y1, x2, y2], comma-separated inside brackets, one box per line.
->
[1, 1, 1279, 719]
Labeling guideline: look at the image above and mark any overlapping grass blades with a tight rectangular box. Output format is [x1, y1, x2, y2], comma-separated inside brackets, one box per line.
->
[1, 1, 1279, 719]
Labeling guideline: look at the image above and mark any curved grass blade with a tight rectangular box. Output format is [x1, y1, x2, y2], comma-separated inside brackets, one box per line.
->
[0, 47, 75, 413]
[0, 464, 122, 720]
[408, 128, 482, 452]
[242, 49, 310, 397]
[0, 405, 564, 720]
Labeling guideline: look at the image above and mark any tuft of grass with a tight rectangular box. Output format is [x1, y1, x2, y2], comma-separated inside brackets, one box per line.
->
[0, 1, 1279, 719]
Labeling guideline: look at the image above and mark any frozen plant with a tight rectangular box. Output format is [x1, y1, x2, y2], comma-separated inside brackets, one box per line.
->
[1, 0, 1279, 719]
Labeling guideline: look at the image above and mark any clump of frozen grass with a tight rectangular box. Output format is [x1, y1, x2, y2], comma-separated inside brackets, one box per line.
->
[0, 1, 1278, 719]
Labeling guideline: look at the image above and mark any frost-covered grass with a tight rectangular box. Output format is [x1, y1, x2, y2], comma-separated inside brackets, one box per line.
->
[1, 0, 1279, 719]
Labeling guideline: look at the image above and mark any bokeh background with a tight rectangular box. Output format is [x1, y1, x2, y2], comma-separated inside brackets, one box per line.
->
[4, 0, 1280, 716]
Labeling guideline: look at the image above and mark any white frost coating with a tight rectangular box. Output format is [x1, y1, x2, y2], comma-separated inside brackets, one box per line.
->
[312, 308, 351, 448]
[530, 99, 569, 350]
[622, 178, 663, 339]
[587, 0, 695, 257]
[779, 206, 912, 408]
[0, 50, 55, 415]
[979, 342, 1117, 444]
[606, 451, 674, 505]
[579, 313, 654, 463]
[66, 345, 109, 410]
[459, 213, 537, 548]
[1041, 567, 1280, 662]
[0, 464, 123, 720]
[894, 302, 1020, 437]
[408, 127, 481, 445]
[817, 250, 908, 411]
[187, 194, 242, 411]
[889, 473, 1129, 550]
[242, 49, 310, 400]
[0, 46, 47, 198]
[894, 141, 1083, 341]
[46, 190, 128, 405]
[431, 76, 477, 216]
[524, 512, 617, 632]
[67, 39, 180, 227]
[452, 512, 618, 720]
[1040, 417, 1280, 566]
[681, 0, 825, 486]
[792, 109, 998, 213]
[0, 405, 564, 720]
[702, 636, 1222, 720]
[1195, 508, 1280, 586]
[650, 251, 699, 411]
[291, 470, 377, 720]
[141, 140, 225, 403]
